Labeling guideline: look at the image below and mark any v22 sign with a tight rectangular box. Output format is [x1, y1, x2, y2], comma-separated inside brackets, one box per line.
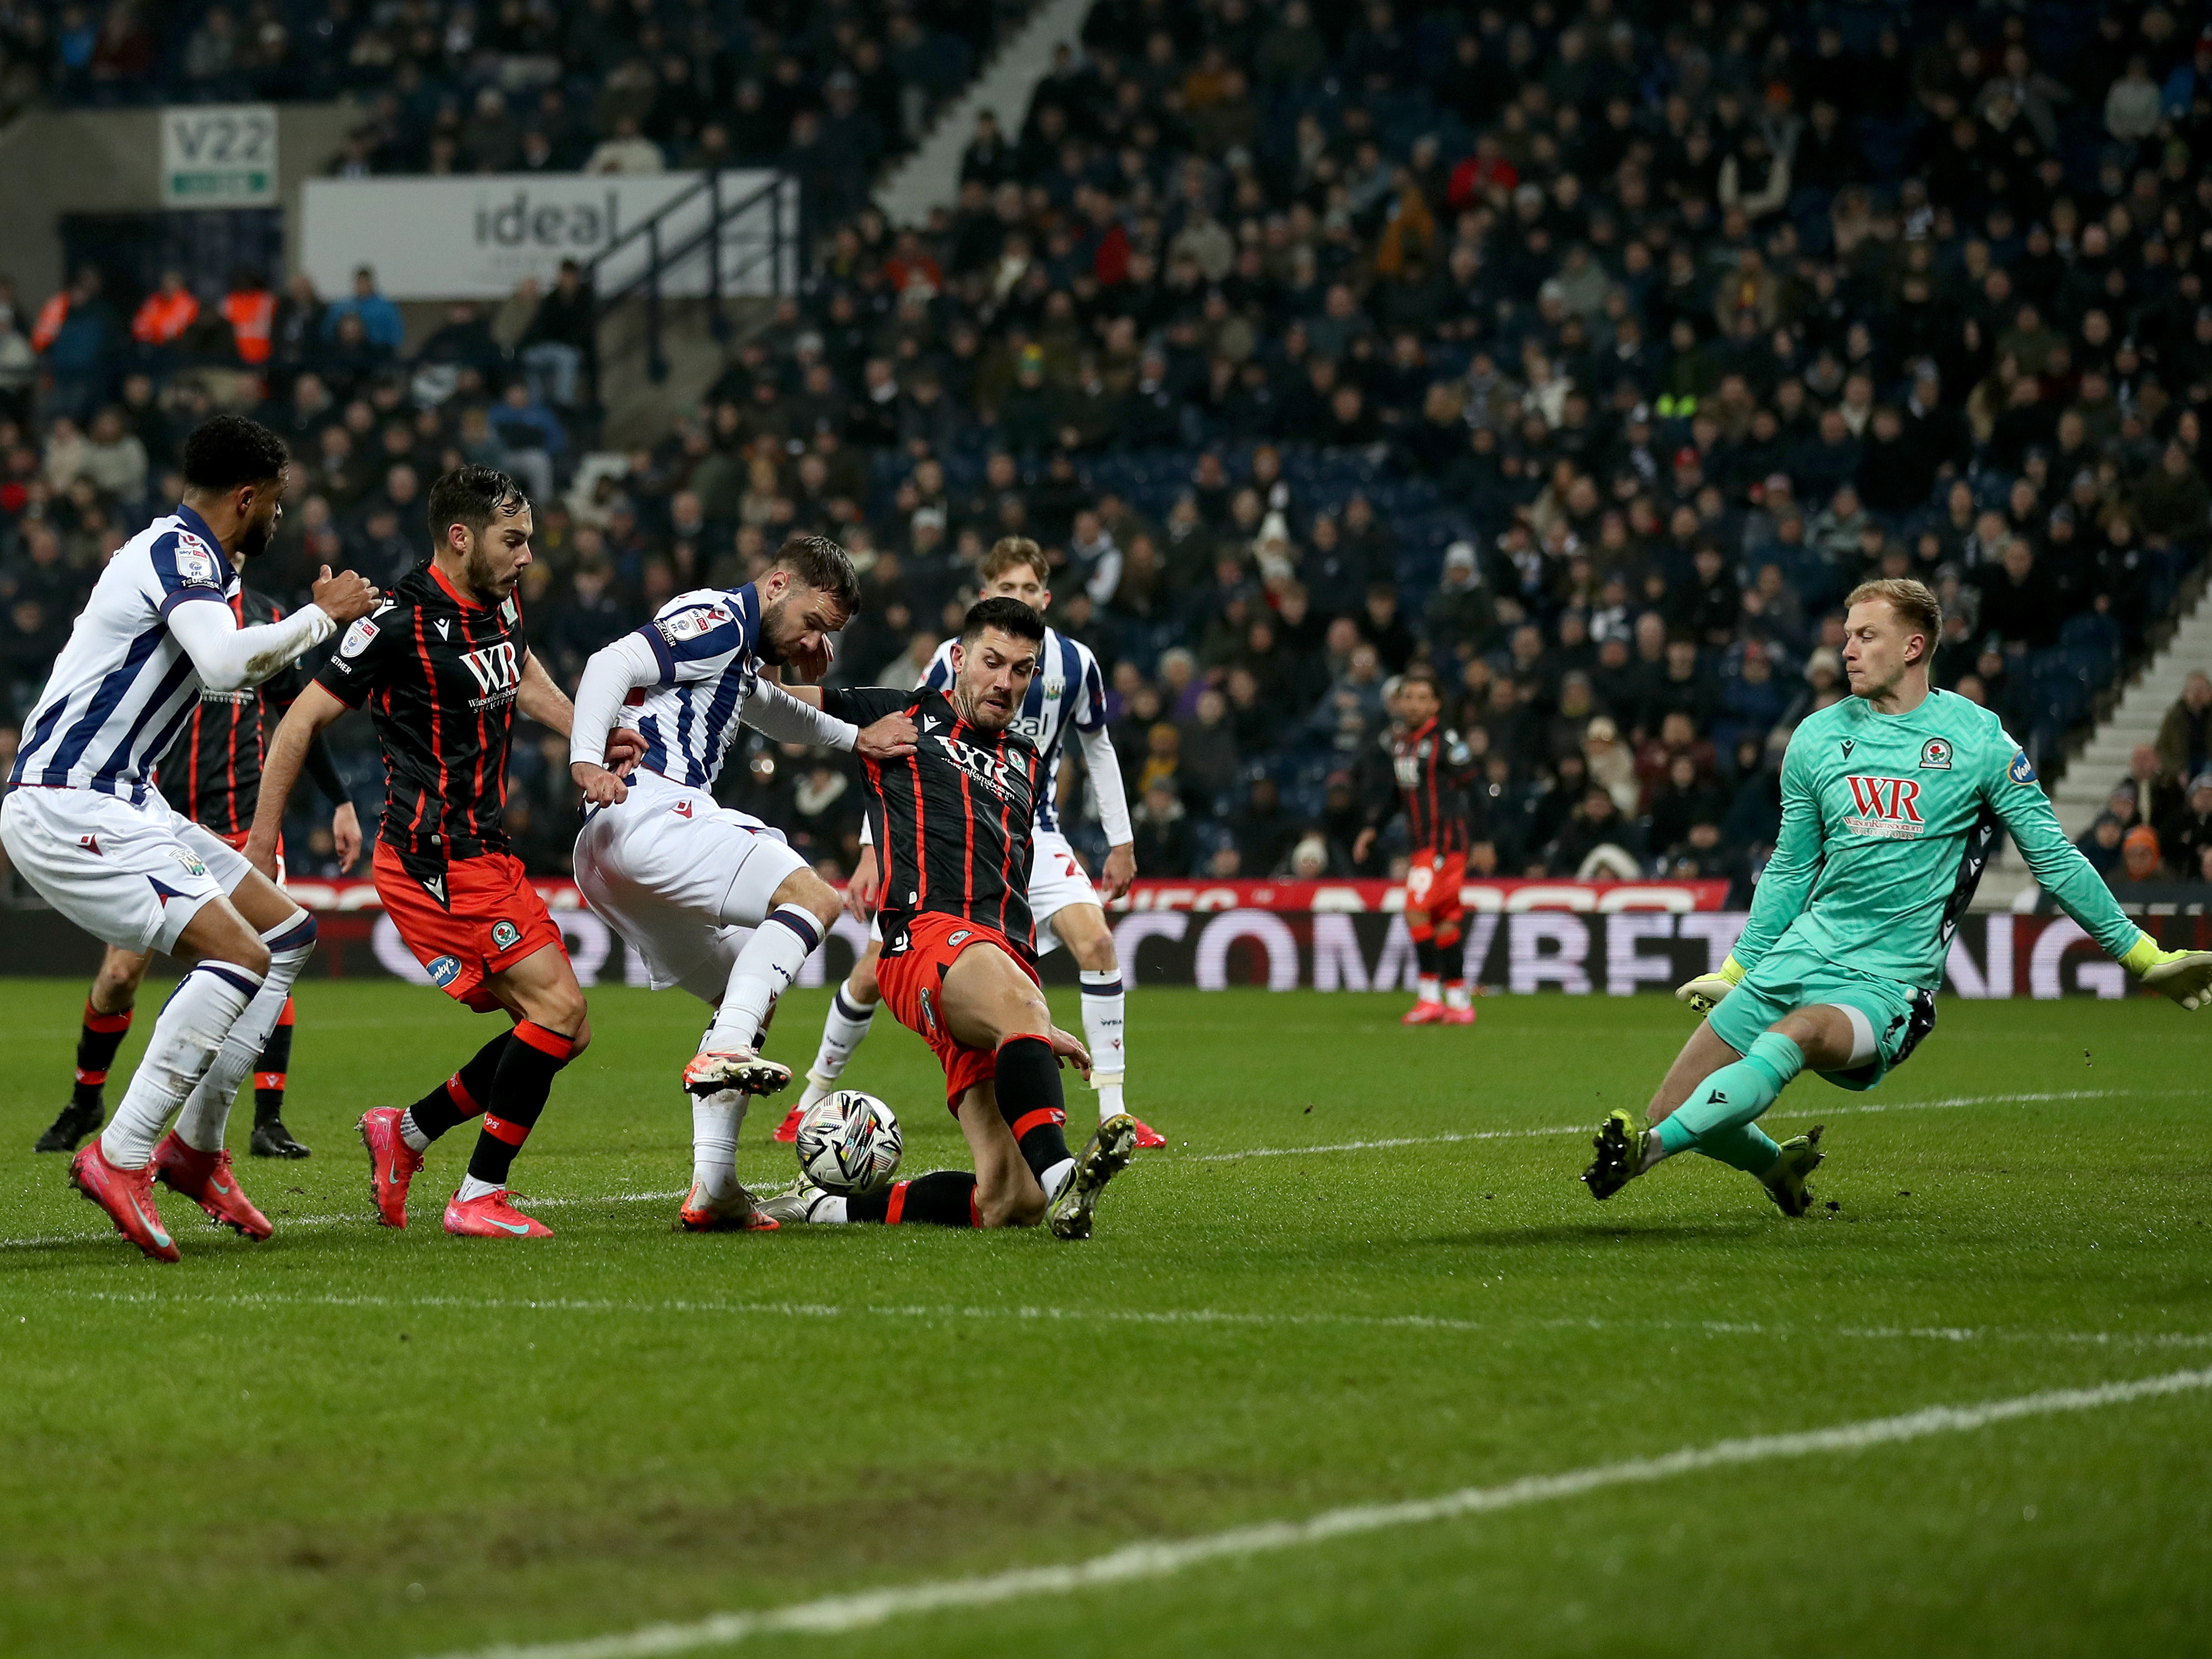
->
[161, 104, 278, 207]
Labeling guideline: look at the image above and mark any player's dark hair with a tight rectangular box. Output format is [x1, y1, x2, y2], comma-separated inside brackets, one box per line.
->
[181, 415, 288, 493]
[428, 465, 527, 547]
[960, 596, 1046, 649]
[772, 533, 862, 617]
[980, 535, 1046, 584]
[1400, 665, 1441, 693]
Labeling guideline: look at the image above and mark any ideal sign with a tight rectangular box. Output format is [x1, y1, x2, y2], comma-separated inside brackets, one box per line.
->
[161, 104, 277, 207]
[299, 171, 799, 300]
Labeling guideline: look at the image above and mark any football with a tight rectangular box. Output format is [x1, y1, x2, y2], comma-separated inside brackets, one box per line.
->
[794, 1090, 904, 1196]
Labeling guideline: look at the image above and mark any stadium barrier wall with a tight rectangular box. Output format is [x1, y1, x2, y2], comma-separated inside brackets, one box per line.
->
[3, 882, 2202, 998]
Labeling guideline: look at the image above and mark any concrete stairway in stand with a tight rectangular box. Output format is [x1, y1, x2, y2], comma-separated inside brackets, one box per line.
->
[1974, 579, 2212, 907]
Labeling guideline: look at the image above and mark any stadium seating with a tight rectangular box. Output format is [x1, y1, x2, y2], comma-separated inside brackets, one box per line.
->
[0, 0, 2209, 898]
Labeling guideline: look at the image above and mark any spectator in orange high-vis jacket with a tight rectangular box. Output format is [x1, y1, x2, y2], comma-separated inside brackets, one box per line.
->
[129, 270, 199, 347]
[220, 268, 275, 366]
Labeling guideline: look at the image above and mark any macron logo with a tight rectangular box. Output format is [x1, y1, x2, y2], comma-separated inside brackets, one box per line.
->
[435, 618, 451, 641]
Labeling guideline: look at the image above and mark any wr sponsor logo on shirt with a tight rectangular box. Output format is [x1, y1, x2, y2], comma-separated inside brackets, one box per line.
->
[1843, 774, 1924, 839]
[936, 733, 1031, 807]
[459, 642, 522, 698]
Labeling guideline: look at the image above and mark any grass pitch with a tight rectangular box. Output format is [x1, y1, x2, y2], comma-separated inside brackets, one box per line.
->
[1, 978, 2209, 1659]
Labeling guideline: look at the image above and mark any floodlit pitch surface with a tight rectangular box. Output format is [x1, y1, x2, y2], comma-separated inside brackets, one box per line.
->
[2, 977, 2209, 1659]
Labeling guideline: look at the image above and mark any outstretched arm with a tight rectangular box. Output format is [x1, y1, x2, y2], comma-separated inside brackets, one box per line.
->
[165, 565, 378, 693]
[245, 681, 350, 879]
[1985, 738, 2209, 1006]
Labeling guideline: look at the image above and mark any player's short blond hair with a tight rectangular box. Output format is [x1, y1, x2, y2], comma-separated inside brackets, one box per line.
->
[981, 535, 1047, 585]
[1846, 577, 1943, 663]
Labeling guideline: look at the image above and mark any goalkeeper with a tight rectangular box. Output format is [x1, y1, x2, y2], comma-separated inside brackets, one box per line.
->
[1584, 577, 2212, 1216]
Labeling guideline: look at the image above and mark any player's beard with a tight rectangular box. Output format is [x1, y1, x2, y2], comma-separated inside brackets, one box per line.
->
[462, 540, 516, 602]
[235, 511, 275, 562]
[757, 595, 794, 664]
[952, 678, 1015, 731]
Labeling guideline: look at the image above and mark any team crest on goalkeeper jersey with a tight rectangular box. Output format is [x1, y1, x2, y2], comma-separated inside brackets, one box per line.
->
[1919, 738, 1952, 769]
[1844, 775, 1925, 839]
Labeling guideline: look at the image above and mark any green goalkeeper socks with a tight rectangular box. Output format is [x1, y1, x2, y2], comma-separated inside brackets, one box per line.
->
[1656, 1032, 1805, 1168]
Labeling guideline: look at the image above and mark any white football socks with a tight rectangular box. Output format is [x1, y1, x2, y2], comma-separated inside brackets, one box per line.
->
[456, 1174, 501, 1202]
[100, 961, 264, 1168]
[692, 1089, 746, 1199]
[1040, 1157, 1075, 1199]
[1078, 970, 1127, 1119]
[174, 912, 318, 1152]
[806, 984, 879, 1090]
[1417, 974, 1441, 1003]
[706, 905, 821, 1052]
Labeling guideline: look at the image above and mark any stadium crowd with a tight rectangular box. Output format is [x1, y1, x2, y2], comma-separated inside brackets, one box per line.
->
[2, 0, 2212, 899]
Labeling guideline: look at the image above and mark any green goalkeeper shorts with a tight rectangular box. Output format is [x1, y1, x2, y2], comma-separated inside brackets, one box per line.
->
[1706, 934, 1936, 1092]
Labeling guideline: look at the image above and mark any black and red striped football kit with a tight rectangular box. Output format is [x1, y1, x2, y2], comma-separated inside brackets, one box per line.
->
[815, 681, 1077, 1225]
[316, 558, 564, 1011]
[317, 555, 575, 1201]
[825, 685, 1045, 952]
[316, 559, 526, 864]
[1389, 716, 1478, 856]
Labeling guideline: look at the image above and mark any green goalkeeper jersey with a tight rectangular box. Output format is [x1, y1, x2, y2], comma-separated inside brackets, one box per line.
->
[1734, 688, 2145, 991]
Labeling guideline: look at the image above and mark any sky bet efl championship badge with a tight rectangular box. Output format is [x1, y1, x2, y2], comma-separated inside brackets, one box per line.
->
[172, 534, 220, 586]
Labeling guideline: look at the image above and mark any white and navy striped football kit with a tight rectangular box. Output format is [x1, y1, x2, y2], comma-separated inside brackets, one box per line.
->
[2, 507, 259, 952]
[920, 626, 1112, 944]
[629, 584, 766, 789]
[573, 583, 816, 995]
[13, 507, 240, 802]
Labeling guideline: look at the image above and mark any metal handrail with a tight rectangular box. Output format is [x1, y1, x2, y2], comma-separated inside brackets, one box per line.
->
[583, 173, 792, 386]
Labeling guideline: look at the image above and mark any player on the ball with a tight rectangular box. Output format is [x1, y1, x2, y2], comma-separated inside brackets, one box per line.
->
[1582, 576, 2212, 1215]
[778, 537, 1161, 1149]
[563, 533, 918, 1233]
[34, 584, 362, 1162]
[249, 466, 642, 1240]
[0, 415, 379, 1260]
[759, 596, 1138, 1238]
[1353, 665, 1479, 1026]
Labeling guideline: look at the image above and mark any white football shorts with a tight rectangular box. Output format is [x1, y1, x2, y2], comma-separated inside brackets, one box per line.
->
[572, 768, 809, 995]
[1028, 829, 1102, 955]
[1, 785, 252, 955]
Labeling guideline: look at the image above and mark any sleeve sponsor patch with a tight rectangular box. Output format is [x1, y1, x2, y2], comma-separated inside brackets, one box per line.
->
[2008, 749, 2037, 785]
[339, 617, 379, 658]
[656, 602, 730, 645]
[172, 537, 220, 587]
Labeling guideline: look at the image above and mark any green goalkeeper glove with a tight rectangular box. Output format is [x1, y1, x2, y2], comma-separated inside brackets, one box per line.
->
[2120, 936, 2212, 1011]
[1675, 954, 1746, 1015]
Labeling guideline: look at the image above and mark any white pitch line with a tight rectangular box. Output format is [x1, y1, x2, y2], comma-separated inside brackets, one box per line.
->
[2, 1084, 2194, 1251]
[415, 1365, 2212, 1659]
[1186, 1089, 2165, 1162]
[21, 1287, 2212, 1356]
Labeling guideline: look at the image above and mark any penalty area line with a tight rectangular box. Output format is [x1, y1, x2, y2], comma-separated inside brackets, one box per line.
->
[416, 1365, 2212, 1659]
